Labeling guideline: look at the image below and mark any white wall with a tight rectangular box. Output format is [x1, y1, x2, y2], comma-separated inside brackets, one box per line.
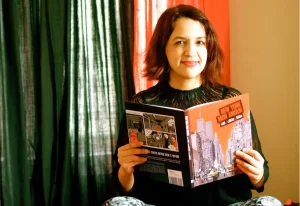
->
[230, 0, 299, 203]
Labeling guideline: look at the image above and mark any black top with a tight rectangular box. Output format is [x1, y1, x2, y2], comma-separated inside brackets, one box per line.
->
[111, 82, 269, 206]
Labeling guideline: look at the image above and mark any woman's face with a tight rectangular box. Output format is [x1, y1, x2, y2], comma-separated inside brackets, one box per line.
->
[165, 17, 207, 86]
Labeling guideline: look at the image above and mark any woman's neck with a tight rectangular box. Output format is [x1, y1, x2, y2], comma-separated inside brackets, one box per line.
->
[168, 75, 201, 91]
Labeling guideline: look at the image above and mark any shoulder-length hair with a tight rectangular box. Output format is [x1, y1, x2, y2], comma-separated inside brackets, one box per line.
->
[142, 4, 224, 87]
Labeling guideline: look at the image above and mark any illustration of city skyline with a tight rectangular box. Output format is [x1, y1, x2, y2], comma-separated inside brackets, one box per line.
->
[189, 112, 252, 186]
[191, 113, 252, 165]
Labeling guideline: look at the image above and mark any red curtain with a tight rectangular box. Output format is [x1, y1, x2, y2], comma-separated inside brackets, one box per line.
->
[133, 0, 230, 93]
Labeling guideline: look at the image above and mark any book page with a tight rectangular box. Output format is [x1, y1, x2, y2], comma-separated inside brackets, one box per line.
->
[185, 94, 252, 187]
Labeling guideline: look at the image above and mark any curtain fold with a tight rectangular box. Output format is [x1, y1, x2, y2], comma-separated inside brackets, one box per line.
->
[1, 0, 127, 205]
[119, 0, 135, 100]
[201, 0, 230, 85]
[63, 0, 124, 205]
[0, 0, 36, 206]
[133, 0, 167, 92]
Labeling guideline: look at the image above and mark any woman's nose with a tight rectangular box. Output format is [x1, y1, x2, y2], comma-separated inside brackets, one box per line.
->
[185, 43, 197, 56]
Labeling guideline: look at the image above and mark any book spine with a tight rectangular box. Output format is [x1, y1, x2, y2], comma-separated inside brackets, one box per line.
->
[185, 115, 194, 188]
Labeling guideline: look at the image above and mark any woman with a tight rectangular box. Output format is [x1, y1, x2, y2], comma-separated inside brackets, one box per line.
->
[104, 4, 282, 206]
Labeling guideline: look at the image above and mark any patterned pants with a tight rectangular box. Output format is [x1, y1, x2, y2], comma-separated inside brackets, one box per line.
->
[230, 196, 283, 206]
[102, 196, 283, 206]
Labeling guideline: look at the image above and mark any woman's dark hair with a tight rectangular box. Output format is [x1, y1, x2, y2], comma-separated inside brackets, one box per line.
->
[142, 4, 224, 87]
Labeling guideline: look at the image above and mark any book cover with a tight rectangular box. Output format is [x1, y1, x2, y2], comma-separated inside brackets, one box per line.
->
[124, 93, 252, 188]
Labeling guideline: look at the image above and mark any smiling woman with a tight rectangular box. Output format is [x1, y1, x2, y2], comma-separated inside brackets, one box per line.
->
[165, 17, 208, 90]
[142, 5, 224, 89]
[104, 4, 282, 206]
[132, 0, 231, 93]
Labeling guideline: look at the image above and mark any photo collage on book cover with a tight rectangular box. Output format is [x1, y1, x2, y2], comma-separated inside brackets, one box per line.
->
[126, 111, 179, 152]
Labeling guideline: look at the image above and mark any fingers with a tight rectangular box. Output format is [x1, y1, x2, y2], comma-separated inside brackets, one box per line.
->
[118, 142, 150, 158]
[235, 149, 264, 167]
[120, 157, 147, 169]
[119, 154, 147, 165]
[235, 148, 264, 185]
[236, 159, 263, 185]
[239, 148, 264, 162]
[118, 141, 144, 152]
[234, 148, 264, 175]
[235, 158, 258, 175]
[117, 141, 150, 170]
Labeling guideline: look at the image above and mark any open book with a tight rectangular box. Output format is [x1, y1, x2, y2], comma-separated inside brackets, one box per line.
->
[124, 93, 252, 188]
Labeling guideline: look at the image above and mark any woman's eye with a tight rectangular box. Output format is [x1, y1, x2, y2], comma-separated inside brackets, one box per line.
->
[196, 41, 206, 45]
[175, 40, 184, 45]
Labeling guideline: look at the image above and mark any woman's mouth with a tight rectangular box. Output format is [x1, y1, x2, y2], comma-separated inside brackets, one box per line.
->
[182, 61, 198, 67]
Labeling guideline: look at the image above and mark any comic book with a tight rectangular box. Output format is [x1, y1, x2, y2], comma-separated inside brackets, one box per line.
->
[124, 93, 252, 188]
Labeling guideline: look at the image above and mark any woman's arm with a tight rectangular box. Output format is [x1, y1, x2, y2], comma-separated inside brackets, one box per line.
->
[234, 112, 269, 192]
[111, 113, 149, 195]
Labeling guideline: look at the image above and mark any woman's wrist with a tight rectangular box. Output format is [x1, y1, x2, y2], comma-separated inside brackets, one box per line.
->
[252, 175, 264, 189]
[118, 167, 134, 192]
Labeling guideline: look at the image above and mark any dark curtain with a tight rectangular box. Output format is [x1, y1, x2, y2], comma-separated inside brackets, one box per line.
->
[0, 0, 134, 205]
[120, 0, 135, 100]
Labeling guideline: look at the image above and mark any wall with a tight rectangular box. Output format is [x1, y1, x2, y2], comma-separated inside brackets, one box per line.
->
[230, 0, 299, 203]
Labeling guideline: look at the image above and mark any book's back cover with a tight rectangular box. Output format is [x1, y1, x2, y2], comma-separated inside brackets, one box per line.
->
[185, 93, 252, 187]
[124, 102, 192, 188]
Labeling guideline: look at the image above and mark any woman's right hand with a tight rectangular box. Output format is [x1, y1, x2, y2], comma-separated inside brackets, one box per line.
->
[117, 141, 150, 192]
[118, 141, 150, 177]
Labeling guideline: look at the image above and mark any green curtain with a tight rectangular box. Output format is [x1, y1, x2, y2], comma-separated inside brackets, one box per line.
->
[119, 0, 135, 100]
[0, 0, 133, 205]
[0, 0, 37, 205]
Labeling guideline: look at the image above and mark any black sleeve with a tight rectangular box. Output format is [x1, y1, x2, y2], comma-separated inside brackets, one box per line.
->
[249, 112, 269, 192]
[111, 112, 134, 196]
[111, 113, 143, 197]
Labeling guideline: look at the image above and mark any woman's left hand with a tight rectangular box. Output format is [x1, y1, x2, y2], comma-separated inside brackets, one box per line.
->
[235, 148, 264, 188]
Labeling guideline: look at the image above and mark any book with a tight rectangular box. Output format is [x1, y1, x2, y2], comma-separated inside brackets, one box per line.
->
[124, 93, 252, 188]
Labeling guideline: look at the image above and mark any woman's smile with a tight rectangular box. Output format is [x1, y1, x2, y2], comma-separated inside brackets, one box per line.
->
[182, 61, 199, 67]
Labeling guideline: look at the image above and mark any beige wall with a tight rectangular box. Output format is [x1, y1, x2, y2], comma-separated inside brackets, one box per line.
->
[230, 0, 299, 203]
